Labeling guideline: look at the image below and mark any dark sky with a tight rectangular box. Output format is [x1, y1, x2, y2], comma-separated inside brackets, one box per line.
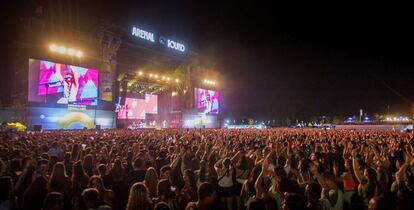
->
[2, 1, 414, 120]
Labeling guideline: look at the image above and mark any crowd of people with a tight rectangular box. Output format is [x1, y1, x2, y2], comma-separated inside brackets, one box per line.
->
[0, 128, 413, 210]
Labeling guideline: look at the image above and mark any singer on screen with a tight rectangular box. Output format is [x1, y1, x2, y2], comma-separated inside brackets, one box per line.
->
[201, 91, 212, 113]
[55, 63, 79, 104]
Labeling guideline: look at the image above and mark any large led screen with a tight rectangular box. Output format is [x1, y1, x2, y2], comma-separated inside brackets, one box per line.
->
[145, 94, 158, 114]
[117, 98, 145, 119]
[28, 59, 98, 105]
[195, 88, 220, 114]
[117, 94, 158, 119]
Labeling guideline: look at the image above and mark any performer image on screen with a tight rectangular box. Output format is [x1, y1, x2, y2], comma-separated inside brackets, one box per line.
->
[201, 91, 212, 113]
[55, 64, 79, 104]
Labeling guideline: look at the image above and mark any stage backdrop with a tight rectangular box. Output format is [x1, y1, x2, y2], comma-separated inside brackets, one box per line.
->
[27, 107, 114, 130]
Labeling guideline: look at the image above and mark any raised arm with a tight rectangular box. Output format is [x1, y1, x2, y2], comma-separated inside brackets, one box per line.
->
[351, 149, 363, 184]
[395, 163, 409, 183]
[170, 152, 181, 169]
[214, 157, 224, 173]
[255, 154, 269, 198]
[309, 163, 327, 189]
[231, 151, 241, 165]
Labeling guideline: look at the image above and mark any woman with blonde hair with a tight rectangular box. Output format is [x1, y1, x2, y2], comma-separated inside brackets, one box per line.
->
[126, 183, 153, 210]
[48, 163, 72, 210]
[88, 175, 117, 209]
[144, 167, 159, 198]
[49, 163, 71, 193]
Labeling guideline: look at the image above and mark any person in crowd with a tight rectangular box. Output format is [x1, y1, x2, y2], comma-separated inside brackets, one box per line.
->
[352, 149, 379, 205]
[305, 182, 330, 210]
[281, 193, 306, 210]
[155, 149, 170, 175]
[334, 159, 357, 205]
[255, 154, 278, 210]
[207, 155, 218, 187]
[247, 198, 266, 210]
[0, 176, 14, 210]
[179, 169, 198, 208]
[42, 192, 64, 210]
[82, 188, 112, 210]
[160, 165, 172, 181]
[64, 153, 73, 177]
[109, 158, 127, 209]
[155, 179, 177, 210]
[126, 182, 153, 210]
[145, 167, 160, 199]
[97, 164, 111, 190]
[48, 163, 71, 210]
[128, 158, 146, 188]
[394, 161, 414, 210]
[367, 195, 392, 210]
[241, 165, 262, 208]
[195, 160, 208, 187]
[83, 155, 94, 177]
[21, 176, 48, 210]
[14, 162, 35, 207]
[72, 161, 90, 209]
[310, 164, 344, 210]
[185, 182, 216, 210]
[154, 202, 171, 210]
[215, 158, 235, 210]
[231, 150, 250, 210]
[88, 175, 117, 209]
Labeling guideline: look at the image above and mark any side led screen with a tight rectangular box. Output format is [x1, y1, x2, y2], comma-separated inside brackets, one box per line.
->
[28, 59, 98, 105]
[195, 88, 220, 114]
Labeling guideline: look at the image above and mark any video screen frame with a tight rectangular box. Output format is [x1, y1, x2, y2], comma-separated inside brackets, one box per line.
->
[28, 58, 99, 106]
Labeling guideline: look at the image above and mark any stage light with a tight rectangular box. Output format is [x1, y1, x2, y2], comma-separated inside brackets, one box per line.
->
[49, 44, 58, 51]
[57, 46, 67, 54]
[76, 51, 83, 57]
[154, 74, 159, 79]
[67, 48, 76, 56]
[149, 73, 153, 78]
[162, 76, 166, 80]
[167, 77, 170, 81]
[175, 79, 180, 83]
[138, 71, 143, 76]
[49, 44, 83, 57]
[171, 91, 178, 96]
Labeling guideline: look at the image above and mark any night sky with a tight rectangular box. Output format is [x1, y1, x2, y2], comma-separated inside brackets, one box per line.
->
[1, 1, 413, 120]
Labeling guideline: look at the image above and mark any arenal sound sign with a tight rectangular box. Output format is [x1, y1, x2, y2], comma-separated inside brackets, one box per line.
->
[132, 27, 155, 42]
[159, 36, 185, 52]
[131, 26, 186, 52]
